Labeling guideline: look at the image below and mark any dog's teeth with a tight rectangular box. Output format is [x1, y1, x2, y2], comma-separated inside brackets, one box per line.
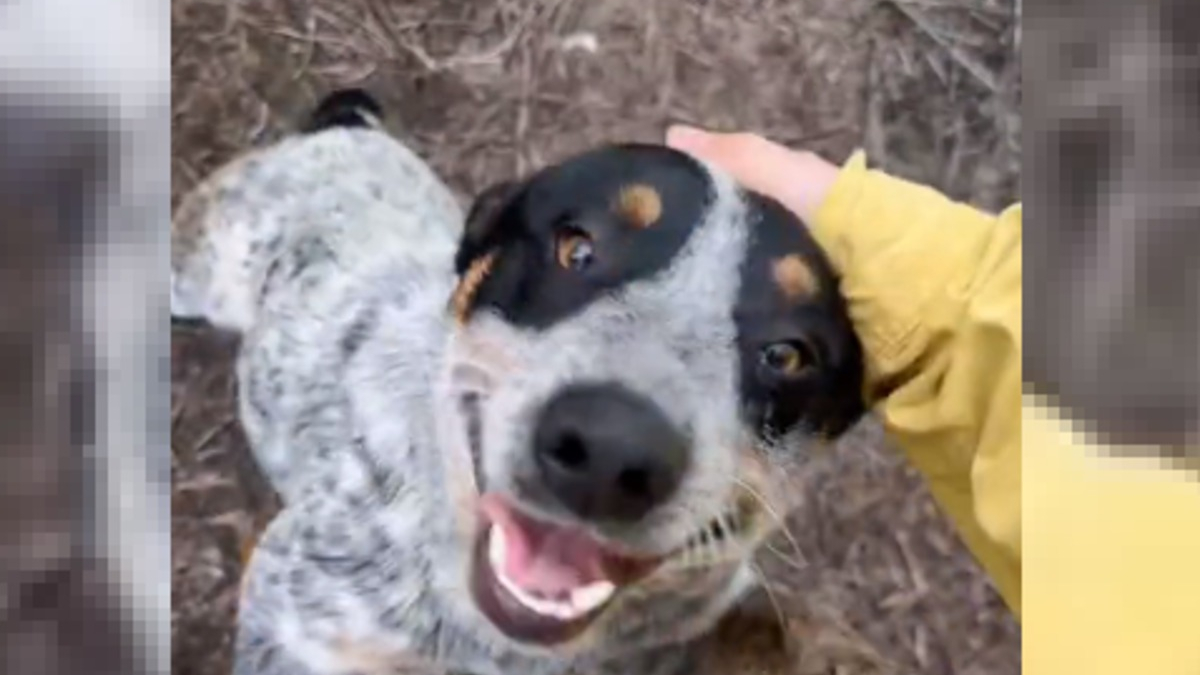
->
[488, 525, 507, 573]
[570, 581, 615, 614]
[550, 599, 584, 620]
[496, 571, 586, 620]
[488, 526, 614, 621]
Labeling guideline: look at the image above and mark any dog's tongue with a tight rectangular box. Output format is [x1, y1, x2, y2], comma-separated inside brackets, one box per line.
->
[480, 494, 609, 597]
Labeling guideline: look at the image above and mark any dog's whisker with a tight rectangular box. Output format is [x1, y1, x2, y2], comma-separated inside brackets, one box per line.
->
[731, 476, 806, 569]
[749, 561, 790, 632]
[763, 538, 809, 572]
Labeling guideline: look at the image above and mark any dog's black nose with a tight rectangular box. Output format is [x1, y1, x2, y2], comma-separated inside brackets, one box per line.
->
[533, 383, 690, 524]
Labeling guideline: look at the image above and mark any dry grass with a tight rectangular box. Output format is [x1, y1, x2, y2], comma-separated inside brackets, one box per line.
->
[171, 1, 1021, 673]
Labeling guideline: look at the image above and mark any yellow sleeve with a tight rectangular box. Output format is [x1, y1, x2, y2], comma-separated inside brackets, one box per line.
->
[812, 151, 1022, 615]
[1024, 401, 1200, 675]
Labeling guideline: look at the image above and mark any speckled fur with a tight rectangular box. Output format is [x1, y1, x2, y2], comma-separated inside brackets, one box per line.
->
[172, 123, 829, 675]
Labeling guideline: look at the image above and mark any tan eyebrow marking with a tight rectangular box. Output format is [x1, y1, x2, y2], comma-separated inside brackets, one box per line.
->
[615, 183, 663, 229]
[449, 252, 497, 324]
[772, 254, 819, 300]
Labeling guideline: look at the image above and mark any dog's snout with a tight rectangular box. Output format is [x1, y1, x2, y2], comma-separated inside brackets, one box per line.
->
[533, 383, 689, 523]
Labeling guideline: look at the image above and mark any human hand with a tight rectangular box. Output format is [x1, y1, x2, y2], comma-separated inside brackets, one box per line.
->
[664, 126, 841, 225]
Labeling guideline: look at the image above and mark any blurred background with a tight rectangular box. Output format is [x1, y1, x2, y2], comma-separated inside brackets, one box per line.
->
[1, 1, 168, 674]
[170, 1, 1020, 675]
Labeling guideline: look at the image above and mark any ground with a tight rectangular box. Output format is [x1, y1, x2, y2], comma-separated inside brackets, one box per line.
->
[170, 1, 1021, 674]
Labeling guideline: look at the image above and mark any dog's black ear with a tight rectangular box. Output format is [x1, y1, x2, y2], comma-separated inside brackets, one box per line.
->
[455, 180, 520, 275]
[303, 88, 384, 134]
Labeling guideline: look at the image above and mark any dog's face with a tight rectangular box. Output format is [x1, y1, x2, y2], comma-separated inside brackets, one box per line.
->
[433, 144, 864, 654]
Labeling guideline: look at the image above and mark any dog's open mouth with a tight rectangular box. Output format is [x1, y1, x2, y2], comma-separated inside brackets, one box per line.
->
[468, 490, 761, 646]
[449, 358, 760, 645]
[470, 494, 662, 645]
[455, 381, 659, 644]
[455, 379, 636, 643]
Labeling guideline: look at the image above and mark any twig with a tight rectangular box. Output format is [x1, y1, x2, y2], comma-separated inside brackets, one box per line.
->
[190, 415, 236, 457]
[389, 33, 441, 72]
[887, 0, 1000, 92]
[243, 22, 357, 50]
[894, 531, 929, 594]
[513, 27, 537, 176]
[750, 564, 791, 633]
[889, 0, 1013, 16]
[306, 3, 407, 64]
[311, 61, 379, 85]
[291, 12, 319, 81]
[363, 0, 537, 73]
[671, 42, 719, 70]
[913, 623, 931, 670]
[174, 159, 202, 193]
[171, 396, 187, 435]
[174, 473, 238, 494]
[246, 100, 271, 144]
[774, 125, 856, 147]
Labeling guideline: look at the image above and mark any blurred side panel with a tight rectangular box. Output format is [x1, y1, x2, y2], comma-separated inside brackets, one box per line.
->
[0, 1, 169, 674]
[1024, 0, 1200, 453]
[1024, 1, 1200, 674]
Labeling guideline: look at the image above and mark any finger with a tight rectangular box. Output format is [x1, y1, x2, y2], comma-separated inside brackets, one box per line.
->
[665, 125, 836, 223]
[666, 126, 780, 193]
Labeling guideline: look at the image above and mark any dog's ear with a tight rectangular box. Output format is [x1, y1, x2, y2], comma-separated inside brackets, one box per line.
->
[449, 180, 525, 322]
[455, 180, 520, 275]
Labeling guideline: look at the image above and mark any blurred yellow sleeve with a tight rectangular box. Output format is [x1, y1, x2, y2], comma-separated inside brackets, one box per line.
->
[1023, 400, 1200, 674]
[812, 151, 1022, 614]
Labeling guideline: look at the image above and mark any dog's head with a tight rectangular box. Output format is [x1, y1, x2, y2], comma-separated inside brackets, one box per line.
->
[434, 143, 865, 654]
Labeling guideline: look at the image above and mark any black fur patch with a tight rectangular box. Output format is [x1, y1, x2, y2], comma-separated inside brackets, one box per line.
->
[303, 88, 384, 134]
[734, 194, 866, 440]
[339, 307, 378, 362]
[456, 143, 865, 441]
[454, 143, 711, 329]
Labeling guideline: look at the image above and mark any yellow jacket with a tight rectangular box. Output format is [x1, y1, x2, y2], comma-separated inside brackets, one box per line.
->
[814, 152, 1200, 675]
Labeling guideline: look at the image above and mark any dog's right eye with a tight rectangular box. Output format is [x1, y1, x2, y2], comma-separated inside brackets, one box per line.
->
[555, 228, 595, 271]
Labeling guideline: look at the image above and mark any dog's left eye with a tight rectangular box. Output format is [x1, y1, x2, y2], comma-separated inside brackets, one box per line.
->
[760, 340, 817, 377]
[555, 229, 595, 271]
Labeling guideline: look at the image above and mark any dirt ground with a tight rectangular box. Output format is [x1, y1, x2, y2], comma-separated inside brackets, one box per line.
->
[171, 1, 1021, 674]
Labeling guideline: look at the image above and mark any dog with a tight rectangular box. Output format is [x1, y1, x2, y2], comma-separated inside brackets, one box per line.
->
[171, 89, 867, 675]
